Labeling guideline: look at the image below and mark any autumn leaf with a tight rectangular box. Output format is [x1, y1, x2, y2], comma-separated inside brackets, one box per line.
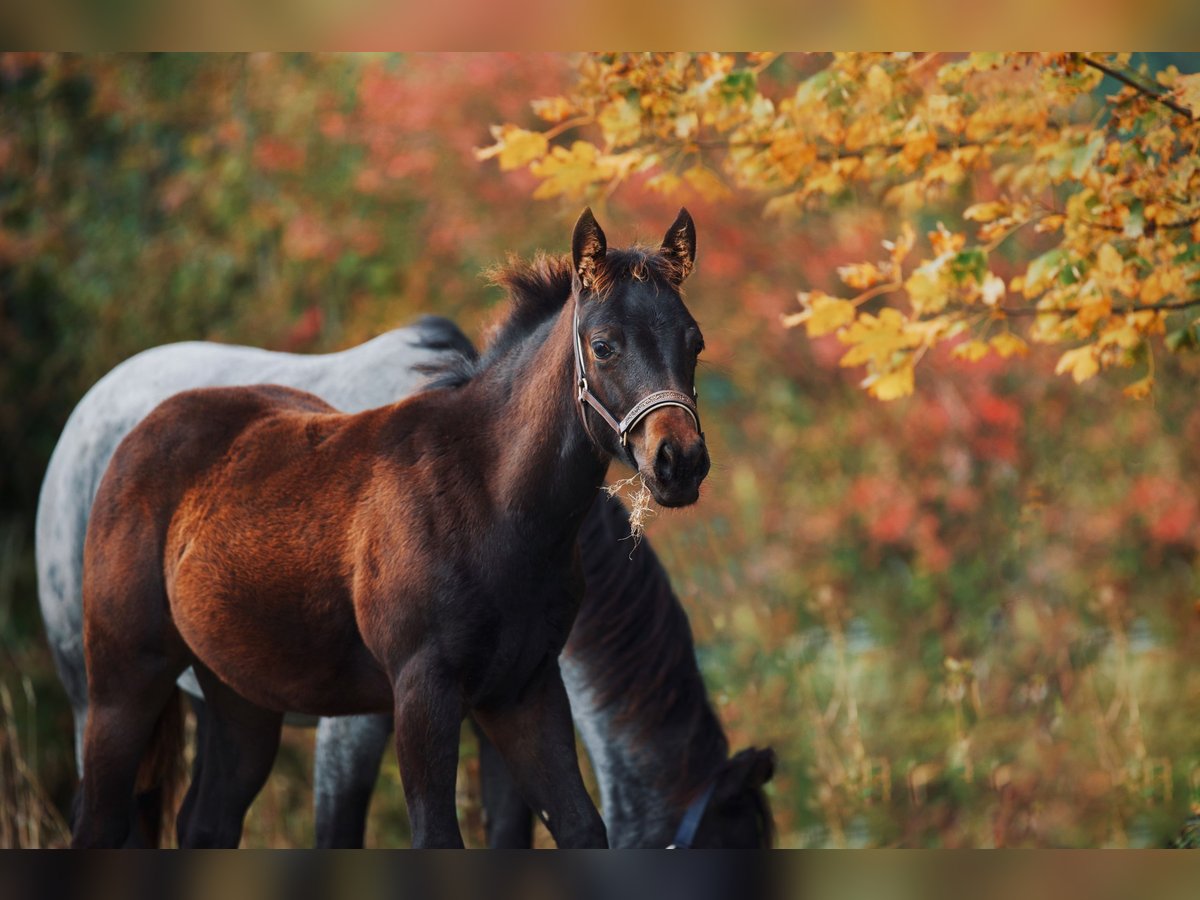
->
[791, 292, 857, 338]
[1095, 243, 1125, 285]
[1175, 73, 1200, 119]
[682, 164, 731, 201]
[1023, 249, 1067, 298]
[531, 96, 574, 122]
[864, 362, 915, 401]
[839, 308, 923, 368]
[990, 332, 1029, 358]
[645, 171, 682, 195]
[599, 99, 642, 148]
[963, 201, 1007, 223]
[980, 272, 1006, 307]
[905, 264, 948, 315]
[529, 141, 607, 200]
[837, 262, 886, 291]
[482, 52, 1200, 402]
[952, 340, 990, 362]
[475, 125, 548, 171]
[1055, 346, 1100, 383]
[1122, 375, 1154, 399]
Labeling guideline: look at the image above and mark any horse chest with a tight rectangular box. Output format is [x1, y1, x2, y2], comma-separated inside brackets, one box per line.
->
[432, 547, 584, 705]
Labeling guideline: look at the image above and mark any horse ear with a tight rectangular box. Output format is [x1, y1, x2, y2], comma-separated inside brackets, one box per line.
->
[660, 207, 696, 284]
[714, 747, 776, 803]
[572, 207, 607, 291]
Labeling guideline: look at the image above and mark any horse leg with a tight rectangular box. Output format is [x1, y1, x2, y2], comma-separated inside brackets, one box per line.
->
[173, 693, 208, 842]
[73, 666, 184, 848]
[471, 718, 534, 848]
[313, 713, 392, 848]
[176, 666, 282, 848]
[471, 661, 607, 849]
[391, 654, 466, 848]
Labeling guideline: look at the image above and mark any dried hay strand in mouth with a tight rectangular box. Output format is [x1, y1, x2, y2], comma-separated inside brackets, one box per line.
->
[604, 473, 656, 553]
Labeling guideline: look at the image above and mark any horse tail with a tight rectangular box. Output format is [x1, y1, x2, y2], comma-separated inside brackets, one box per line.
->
[134, 686, 186, 846]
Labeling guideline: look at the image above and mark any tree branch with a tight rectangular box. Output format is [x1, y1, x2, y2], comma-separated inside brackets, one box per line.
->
[691, 137, 982, 163]
[1078, 54, 1193, 120]
[997, 296, 1200, 317]
[1083, 214, 1200, 236]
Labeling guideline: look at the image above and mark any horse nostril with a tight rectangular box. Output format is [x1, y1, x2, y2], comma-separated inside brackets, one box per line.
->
[655, 441, 677, 483]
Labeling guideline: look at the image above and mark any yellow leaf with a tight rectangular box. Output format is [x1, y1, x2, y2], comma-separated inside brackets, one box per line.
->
[682, 165, 731, 201]
[781, 311, 807, 329]
[1055, 346, 1100, 383]
[530, 96, 574, 123]
[865, 363, 915, 401]
[1096, 243, 1125, 283]
[475, 125, 548, 171]
[1175, 73, 1200, 119]
[839, 308, 922, 368]
[1075, 295, 1112, 335]
[866, 64, 893, 102]
[837, 262, 885, 290]
[805, 294, 856, 337]
[980, 272, 1006, 307]
[952, 339, 989, 362]
[1097, 320, 1140, 350]
[884, 222, 916, 268]
[645, 171, 682, 196]
[1137, 271, 1166, 307]
[990, 332, 1029, 358]
[929, 222, 965, 256]
[905, 264, 947, 315]
[530, 141, 606, 200]
[763, 192, 802, 220]
[598, 99, 642, 148]
[963, 201, 1007, 223]
[1123, 376, 1154, 399]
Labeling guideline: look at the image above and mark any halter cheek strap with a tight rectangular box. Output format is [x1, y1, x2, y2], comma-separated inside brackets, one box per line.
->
[572, 296, 702, 451]
[666, 778, 718, 849]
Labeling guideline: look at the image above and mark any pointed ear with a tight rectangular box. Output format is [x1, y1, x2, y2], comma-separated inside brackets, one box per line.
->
[660, 206, 696, 284]
[714, 747, 776, 804]
[572, 207, 607, 291]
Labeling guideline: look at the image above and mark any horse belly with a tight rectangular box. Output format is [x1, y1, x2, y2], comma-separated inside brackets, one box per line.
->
[169, 554, 392, 716]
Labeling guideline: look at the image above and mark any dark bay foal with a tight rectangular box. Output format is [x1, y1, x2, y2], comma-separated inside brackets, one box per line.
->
[74, 209, 710, 848]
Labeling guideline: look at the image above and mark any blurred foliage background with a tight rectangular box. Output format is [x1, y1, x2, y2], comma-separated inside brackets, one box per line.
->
[1, 53, 1200, 848]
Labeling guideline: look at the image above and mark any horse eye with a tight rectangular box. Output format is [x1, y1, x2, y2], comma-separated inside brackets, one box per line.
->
[591, 340, 614, 360]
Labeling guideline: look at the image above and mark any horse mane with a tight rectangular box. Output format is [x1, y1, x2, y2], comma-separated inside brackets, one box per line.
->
[565, 493, 730, 804]
[708, 755, 777, 848]
[424, 247, 679, 389]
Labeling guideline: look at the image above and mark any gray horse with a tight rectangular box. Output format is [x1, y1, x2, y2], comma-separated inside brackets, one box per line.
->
[37, 316, 774, 847]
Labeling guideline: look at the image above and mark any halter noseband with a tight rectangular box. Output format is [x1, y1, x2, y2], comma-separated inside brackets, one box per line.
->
[572, 292, 702, 451]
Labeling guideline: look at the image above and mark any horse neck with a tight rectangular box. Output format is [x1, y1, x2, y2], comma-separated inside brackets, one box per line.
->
[564, 653, 729, 847]
[471, 300, 606, 525]
[563, 507, 730, 846]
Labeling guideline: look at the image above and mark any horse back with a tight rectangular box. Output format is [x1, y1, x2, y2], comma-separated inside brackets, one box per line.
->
[87, 384, 339, 571]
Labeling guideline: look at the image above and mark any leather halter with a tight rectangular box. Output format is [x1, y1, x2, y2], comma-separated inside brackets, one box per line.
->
[572, 292, 702, 453]
[666, 778, 718, 849]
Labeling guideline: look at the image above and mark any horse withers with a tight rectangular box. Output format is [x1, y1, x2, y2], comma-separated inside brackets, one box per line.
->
[73, 209, 710, 848]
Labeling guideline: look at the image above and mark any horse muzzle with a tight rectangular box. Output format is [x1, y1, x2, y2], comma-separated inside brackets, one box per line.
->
[636, 413, 710, 508]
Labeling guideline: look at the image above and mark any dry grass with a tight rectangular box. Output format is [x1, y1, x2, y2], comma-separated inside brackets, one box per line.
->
[0, 680, 70, 848]
[604, 473, 656, 551]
